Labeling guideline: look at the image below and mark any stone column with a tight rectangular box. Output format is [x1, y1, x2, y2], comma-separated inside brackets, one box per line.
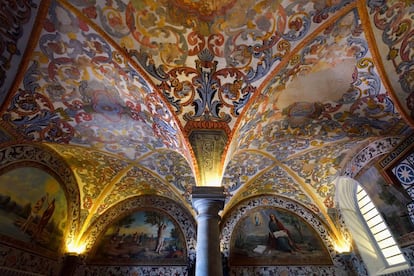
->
[192, 186, 225, 276]
[59, 253, 80, 276]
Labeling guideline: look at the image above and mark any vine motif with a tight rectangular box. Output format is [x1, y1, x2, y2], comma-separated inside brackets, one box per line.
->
[156, 48, 257, 124]
[367, 0, 414, 117]
[0, 0, 37, 96]
[3, 61, 74, 143]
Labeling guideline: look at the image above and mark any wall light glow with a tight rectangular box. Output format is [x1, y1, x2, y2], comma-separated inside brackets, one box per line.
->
[204, 172, 222, 187]
[66, 241, 86, 255]
[334, 239, 351, 253]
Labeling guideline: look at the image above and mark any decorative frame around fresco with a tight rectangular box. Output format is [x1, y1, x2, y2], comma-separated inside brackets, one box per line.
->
[377, 135, 414, 190]
[229, 206, 332, 266]
[0, 162, 70, 259]
[87, 207, 188, 266]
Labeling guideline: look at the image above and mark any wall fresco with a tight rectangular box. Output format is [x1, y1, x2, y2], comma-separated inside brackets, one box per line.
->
[90, 209, 187, 265]
[225, 8, 405, 210]
[229, 207, 332, 266]
[0, 0, 39, 106]
[139, 149, 196, 197]
[0, 1, 413, 273]
[2, 1, 189, 161]
[68, 0, 354, 129]
[236, 8, 402, 153]
[0, 167, 67, 252]
[0, 144, 80, 248]
[82, 195, 196, 261]
[367, 1, 414, 122]
[221, 195, 352, 274]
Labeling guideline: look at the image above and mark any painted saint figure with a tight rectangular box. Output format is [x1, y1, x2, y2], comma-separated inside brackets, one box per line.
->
[33, 197, 56, 240]
[20, 194, 47, 233]
[155, 223, 167, 253]
[267, 213, 300, 253]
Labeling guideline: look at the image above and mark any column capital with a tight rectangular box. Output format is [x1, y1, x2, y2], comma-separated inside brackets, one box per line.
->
[191, 186, 225, 200]
[192, 186, 225, 215]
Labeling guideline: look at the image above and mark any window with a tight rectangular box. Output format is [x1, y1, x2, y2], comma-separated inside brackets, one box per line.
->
[356, 185, 407, 267]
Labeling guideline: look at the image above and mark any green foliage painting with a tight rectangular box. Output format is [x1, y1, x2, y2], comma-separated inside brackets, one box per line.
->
[91, 209, 186, 265]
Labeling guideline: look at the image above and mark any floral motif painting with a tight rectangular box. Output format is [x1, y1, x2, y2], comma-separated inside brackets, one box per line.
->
[90, 209, 187, 265]
[0, 167, 67, 252]
[229, 207, 332, 265]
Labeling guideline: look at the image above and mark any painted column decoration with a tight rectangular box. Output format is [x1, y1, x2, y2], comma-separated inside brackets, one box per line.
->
[192, 186, 225, 276]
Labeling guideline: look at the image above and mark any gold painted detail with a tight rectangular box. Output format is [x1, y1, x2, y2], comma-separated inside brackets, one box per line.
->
[189, 129, 227, 186]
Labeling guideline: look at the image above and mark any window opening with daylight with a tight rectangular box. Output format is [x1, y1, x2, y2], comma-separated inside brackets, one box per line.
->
[356, 184, 407, 267]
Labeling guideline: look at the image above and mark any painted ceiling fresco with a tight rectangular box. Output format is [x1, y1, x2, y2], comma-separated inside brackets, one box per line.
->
[0, 0, 414, 256]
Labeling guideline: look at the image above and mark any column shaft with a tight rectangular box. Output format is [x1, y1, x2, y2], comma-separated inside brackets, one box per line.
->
[192, 187, 225, 276]
[58, 253, 80, 276]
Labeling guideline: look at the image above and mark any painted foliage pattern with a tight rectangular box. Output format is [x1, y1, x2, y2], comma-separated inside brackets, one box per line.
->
[0, 0, 413, 272]
[138, 150, 196, 195]
[227, 8, 403, 209]
[342, 136, 402, 177]
[97, 166, 185, 216]
[44, 146, 194, 235]
[238, 166, 318, 212]
[2, 1, 188, 160]
[0, 0, 39, 106]
[367, 1, 414, 119]
[45, 144, 129, 222]
[284, 140, 357, 208]
[237, 8, 400, 149]
[224, 140, 359, 213]
[69, 0, 354, 128]
[0, 0, 408, 215]
[222, 150, 275, 193]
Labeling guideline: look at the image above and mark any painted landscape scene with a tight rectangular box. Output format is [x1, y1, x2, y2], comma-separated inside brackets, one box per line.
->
[0, 167, 67, 252]
[92, 209, 187, 265]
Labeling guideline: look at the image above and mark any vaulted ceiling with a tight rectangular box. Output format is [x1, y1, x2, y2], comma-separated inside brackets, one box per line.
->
[1, 0, 413, 250]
